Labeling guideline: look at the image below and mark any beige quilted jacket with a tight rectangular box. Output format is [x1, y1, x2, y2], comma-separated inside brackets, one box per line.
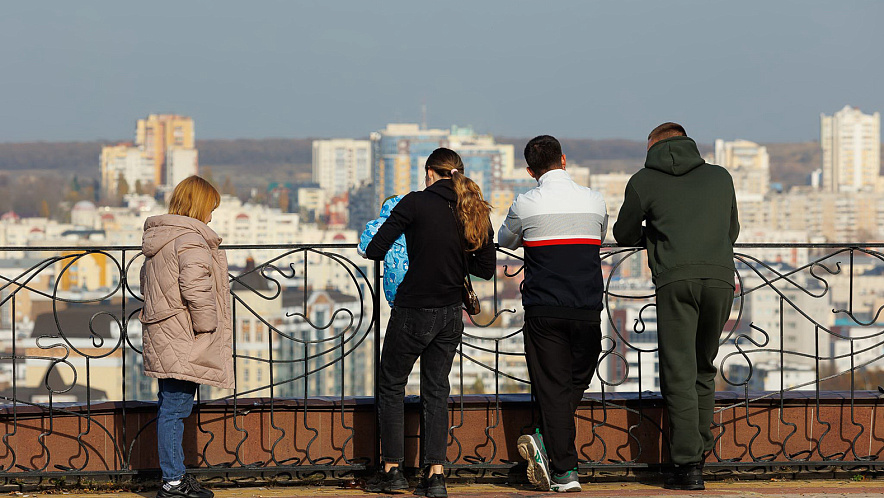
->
[140, 214, 233, 389]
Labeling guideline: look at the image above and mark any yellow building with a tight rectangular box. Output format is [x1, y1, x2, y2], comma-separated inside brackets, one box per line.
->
[57, 252, 112, 291]
[490, 190, 515, 217]
[24, 304, 132, 402]
[135, 114, 196, 186]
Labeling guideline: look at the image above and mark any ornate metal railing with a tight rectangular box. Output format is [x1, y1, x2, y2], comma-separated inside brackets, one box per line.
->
[0, 242, 880, 481]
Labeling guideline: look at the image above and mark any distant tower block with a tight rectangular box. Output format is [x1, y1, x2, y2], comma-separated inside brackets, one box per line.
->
[99, 143, 153, 197]
[312, 139, 372, 196]
[166, 147, 199, 188]
[135, 114, 196, 187]
[369, 123, 524, 208]
[820, 105, 881, 193]
[100, 114, 198, 198]
[714, 139, 770, 200]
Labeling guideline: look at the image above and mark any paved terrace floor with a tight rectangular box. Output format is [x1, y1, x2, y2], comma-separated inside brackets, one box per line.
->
[10, 479, 884, 498]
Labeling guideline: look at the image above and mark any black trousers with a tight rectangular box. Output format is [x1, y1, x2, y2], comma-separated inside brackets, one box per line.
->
[655, 279, 734, 465]
[523, 316, 602, 473]
[378, 304, 463, 465]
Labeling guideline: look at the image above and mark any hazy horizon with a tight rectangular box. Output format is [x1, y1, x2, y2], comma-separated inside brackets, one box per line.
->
[0, 135, 825, 146]
[2, 1, 882, 143]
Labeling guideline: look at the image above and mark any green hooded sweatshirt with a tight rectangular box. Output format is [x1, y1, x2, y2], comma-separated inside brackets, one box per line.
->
[612, 136, 739, 288]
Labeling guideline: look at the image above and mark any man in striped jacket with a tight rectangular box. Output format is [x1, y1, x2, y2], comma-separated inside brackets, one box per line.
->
[498, 135, 607, 493]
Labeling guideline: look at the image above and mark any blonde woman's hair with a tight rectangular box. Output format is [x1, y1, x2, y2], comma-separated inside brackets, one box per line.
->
[168, 176, 221, 223]
[425, 148, 492, 251]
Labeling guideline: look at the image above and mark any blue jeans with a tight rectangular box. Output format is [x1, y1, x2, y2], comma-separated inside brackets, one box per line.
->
[378, 304, 463, 466]
[157, 378, 198, 482]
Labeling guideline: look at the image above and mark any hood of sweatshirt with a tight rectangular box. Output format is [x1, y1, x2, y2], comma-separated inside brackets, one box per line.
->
[142, 214, 221, 257]
[644, 136, 706, 176]
[425, 178, 457, 202]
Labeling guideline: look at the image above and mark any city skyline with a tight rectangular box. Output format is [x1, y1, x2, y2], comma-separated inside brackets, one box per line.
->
[1, 1, 883, 143]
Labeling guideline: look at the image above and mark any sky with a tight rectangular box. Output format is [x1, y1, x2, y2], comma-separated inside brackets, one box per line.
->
[1, 1, 882, 143]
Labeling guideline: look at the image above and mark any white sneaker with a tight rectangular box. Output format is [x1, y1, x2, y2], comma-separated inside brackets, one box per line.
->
[550, 469, 581, 492]
[517, 429, 551, 491]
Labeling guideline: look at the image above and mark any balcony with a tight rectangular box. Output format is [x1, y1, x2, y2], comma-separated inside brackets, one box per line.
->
[0, 243, 881, 488]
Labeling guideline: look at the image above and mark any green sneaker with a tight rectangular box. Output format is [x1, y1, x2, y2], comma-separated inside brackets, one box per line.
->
[517, 429, 550, 491]
[550, 468, 581, 492]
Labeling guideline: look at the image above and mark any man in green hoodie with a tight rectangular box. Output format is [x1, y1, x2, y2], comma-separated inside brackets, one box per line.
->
[613, 122, 739, 491]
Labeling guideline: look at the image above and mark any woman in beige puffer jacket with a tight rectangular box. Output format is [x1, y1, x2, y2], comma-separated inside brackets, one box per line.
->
[140, 176, 230, 498]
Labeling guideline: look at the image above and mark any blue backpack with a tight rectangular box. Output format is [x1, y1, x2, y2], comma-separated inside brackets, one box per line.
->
[359, 195, 408, 307]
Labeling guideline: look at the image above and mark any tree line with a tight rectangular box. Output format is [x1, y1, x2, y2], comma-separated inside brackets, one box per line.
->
[0, 137, 835, 195]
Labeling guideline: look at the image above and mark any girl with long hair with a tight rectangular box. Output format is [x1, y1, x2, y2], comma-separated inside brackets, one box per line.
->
[140, 176, 232, 498]
[363, 148, 496, 497]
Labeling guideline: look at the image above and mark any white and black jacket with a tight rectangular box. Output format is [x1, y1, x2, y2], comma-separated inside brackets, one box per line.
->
[498, 169, 608, 322]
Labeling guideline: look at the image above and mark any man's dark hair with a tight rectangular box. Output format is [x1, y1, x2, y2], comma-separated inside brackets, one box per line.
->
[524, 135, 563, 177]
[648, 122, 687, 143]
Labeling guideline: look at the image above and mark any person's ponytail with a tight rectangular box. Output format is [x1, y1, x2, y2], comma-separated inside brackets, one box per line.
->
[450, 172, 492, 251]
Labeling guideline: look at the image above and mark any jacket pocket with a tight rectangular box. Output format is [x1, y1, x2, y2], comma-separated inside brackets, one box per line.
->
[140, 307, 186, 324]
[189, 331, 223, 371]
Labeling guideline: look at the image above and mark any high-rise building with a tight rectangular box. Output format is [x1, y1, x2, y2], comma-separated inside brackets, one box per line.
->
[370, 124, 530, 210]
[370, 123, 453, 205]
[714, 139, 770, 200]
[166, 148, 199, 188]
[99, 144, 153, 197]
[135, 114, 196, 187]
[820, 105, 881, 193]
[714, 139, 770, 235]
[312, 139, 371, 196]
[100, 114, 198, 198]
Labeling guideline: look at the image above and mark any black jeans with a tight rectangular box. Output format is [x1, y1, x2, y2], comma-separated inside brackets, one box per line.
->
[378, 304, 463, 465]
[523, 316, 602, 473]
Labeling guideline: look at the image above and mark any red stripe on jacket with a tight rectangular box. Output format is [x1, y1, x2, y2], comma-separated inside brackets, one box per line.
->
[523, 238, 601, 247]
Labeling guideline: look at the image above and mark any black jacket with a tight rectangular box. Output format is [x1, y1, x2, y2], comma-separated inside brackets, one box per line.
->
[612, 136, 740, 288]
[365, 180, 496, 308]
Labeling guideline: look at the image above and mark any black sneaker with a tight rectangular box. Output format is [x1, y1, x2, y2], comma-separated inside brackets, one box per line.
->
[663, 462, 704, 490]
[413, 472, 447, 497]
[550, 468, 581, 492]
[365, 466, 409, 493]
[156, 474, 213, 498]
[183, 475, 213, 498]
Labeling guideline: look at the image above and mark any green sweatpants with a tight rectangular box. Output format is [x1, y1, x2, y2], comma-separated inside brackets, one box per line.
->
[655, 278, 734, 465]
